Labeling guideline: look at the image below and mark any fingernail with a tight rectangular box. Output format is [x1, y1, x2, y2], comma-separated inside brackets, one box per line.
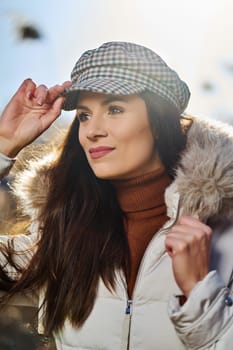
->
[26, 90, 32, 99]
[37, 98, 43, 106]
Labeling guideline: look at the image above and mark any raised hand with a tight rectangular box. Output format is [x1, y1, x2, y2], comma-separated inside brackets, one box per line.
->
[0, 79, 71, 157]
[165, 215, 212, 297]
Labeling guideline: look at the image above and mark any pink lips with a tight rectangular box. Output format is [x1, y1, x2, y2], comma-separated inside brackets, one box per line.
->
[89, 146, 115, 159]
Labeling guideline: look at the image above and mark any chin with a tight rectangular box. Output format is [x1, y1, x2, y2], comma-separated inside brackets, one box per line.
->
[91, 167, 111, 178]
[93, 172, 117, 180]
[91, 167, 122, 180]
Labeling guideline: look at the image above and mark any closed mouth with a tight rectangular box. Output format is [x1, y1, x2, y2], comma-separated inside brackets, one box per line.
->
[89, 146, 115, 159]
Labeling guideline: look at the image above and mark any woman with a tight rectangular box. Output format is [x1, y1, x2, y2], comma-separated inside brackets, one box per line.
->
[1, 41, 233, 349]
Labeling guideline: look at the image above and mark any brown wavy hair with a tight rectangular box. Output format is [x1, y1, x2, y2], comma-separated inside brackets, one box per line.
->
[0, 91, 189, 334]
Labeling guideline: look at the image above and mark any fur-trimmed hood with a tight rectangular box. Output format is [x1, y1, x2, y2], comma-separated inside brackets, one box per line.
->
[13, 116, 233, 222]
[174, 116, 233, 221]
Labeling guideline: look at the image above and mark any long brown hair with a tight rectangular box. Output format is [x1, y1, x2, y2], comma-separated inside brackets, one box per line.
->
[0, 91, 188, 334]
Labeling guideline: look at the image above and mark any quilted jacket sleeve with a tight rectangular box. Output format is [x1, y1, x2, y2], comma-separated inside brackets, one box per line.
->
[0, 152, 38, 279]
[0, 223, 39, 280]
[168, 271, 233, 349]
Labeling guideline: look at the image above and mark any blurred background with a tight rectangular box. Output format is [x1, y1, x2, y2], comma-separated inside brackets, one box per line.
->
[1, 0, 233, 124]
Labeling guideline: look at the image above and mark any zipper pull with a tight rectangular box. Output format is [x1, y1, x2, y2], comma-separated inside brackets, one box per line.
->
[125, 299, 132, 315]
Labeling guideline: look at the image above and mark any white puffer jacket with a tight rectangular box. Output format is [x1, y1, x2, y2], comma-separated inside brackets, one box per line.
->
[1, 116, 233, 350]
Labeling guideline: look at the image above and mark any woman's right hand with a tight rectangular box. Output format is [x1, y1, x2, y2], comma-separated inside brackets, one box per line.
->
[0, 79, 71, 158]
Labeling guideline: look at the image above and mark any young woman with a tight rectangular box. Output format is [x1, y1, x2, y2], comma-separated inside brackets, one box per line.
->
[1, 41, 233, 349]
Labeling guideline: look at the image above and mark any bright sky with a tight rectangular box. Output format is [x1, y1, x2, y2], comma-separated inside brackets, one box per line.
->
[1, 0, 233, 122]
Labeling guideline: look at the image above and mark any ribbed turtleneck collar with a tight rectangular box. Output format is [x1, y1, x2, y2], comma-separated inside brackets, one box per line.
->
[112, 167, 172, 214]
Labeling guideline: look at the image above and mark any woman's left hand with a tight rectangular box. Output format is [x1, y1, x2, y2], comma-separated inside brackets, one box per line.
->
[165, 215, 212, 297]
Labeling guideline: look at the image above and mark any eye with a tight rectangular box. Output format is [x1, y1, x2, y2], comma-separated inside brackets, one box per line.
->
[77, 112, 91, 123]
[108, 105, 124, 115]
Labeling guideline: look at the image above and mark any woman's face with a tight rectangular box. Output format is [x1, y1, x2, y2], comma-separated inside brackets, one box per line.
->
[77, 91, 162, 180]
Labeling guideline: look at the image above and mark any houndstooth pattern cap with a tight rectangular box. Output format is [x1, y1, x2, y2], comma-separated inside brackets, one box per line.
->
[62, 41, 190, 113]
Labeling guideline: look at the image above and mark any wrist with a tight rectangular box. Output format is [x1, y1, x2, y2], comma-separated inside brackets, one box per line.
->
[0, 137, 21, 158]
[180, 281, 197, 298]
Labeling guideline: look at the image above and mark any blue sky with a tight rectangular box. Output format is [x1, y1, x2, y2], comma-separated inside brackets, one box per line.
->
[1, 0, 233, 122]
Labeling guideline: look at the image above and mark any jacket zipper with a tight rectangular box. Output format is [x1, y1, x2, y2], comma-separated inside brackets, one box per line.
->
[125, 299, 132, 315]
[120, 227, 168, 350]
[121, 298, 132, 350]
[121, 208, 181, 350]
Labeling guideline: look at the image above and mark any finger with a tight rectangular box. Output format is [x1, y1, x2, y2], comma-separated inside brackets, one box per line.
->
[168, 229, 209, 252]
[166, 228, 211, 260]
[47, 81, 72, 103]
[165, 234, 186, 256]
[62, 80, 72, 88]
[51, 96, 64, 116]
[41, 96, 64, 129]
[34, 84, 49, 106]
[178, 215, 212, 236]
[170, 224, 211, 240]
[15, 79, 36, 99]
[168, 222, 212, 251]
[47, 84, 67, 103]
[58, 81, 73, 98]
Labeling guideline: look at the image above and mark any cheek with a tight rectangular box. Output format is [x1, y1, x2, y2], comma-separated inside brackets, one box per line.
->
[129, 128, 155, 161]
[123, 125, 154, 150]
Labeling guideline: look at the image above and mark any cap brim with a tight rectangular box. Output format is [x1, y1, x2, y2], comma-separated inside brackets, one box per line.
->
[62, 78, 145, 110]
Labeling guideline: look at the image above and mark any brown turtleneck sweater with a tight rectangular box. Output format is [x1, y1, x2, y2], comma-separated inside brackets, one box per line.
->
[113, 167, 172, 297]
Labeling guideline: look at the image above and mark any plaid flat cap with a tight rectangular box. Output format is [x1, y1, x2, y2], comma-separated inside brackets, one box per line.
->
[62, 41, 190, 113]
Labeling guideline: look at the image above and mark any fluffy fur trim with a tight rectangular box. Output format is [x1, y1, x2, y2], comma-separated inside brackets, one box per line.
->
[175, 116, 233, 221]
[12, 152, 56, 219]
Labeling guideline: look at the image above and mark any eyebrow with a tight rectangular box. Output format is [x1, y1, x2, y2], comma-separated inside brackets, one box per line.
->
[77, 95, 129, 111]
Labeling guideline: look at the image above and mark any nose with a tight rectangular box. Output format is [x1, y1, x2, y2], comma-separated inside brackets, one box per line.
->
[86, 116, 108, 141]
